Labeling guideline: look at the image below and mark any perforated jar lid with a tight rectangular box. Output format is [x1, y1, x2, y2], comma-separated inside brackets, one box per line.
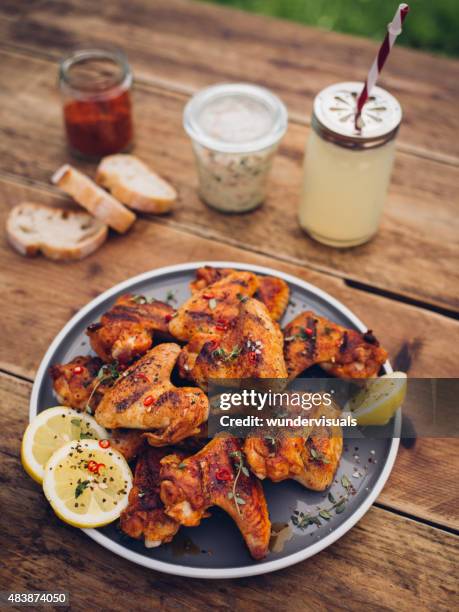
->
[312, 81, 402, 149]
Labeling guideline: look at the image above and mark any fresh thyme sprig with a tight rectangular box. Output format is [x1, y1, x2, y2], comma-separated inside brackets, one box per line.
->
[85, 362, 121, 414]
[227, 450, 249, 516]
[285, 327, 314, 342]
[212, 345, 242, 362]
[291, 474, 355, 530]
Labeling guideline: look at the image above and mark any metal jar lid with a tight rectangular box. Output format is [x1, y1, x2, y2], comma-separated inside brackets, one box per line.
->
[312, 81, 402, 150]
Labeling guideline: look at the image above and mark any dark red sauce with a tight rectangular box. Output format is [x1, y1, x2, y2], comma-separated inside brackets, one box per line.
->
[63, 89, 133, 158]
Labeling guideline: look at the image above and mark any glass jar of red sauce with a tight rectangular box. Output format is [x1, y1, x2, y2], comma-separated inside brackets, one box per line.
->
[59, 48, 134, 159]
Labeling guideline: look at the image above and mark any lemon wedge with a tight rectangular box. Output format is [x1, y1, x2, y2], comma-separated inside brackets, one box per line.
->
[346, 372, 407, 426]
[21, 406, 108, 484]
[42, 439, 133, 528]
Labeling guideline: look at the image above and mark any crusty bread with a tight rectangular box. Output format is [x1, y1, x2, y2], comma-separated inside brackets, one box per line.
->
[96, 154, 176, 214]
[51, 164, 136, 233]
[6, 202, 108, 261]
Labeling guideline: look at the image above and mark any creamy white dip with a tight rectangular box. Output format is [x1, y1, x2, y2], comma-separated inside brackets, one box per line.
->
[184, 84, 287, 212]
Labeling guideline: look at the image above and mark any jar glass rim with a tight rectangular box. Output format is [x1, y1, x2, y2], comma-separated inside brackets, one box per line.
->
[59, 47, 132, 98]
[183, 83, 288, 153]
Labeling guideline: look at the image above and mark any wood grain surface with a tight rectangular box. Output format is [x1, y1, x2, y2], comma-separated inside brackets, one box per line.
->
[1, 178, 458, 382]
[0, 372, 457, 612]
[1, 0, 458, 163]
[0, 49, 458, 311]
[0, 1, 458, 608]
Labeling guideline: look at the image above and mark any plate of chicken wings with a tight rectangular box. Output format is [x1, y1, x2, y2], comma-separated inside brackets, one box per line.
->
[30, 261, 400, 578]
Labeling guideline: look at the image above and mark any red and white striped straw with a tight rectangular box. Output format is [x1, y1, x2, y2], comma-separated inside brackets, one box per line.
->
[355, 3, 409, 129]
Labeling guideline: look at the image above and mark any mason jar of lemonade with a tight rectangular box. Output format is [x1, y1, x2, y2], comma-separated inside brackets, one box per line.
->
[299, 82, 402, 247]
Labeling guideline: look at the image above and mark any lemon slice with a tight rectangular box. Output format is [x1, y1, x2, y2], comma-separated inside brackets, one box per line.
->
[21, 406, 108, 484]
[43, 439, 133, 528]
[346, 372, 407, 426]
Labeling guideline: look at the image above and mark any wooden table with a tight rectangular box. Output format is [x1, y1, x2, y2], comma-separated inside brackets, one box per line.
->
[0, 1, 458, 610]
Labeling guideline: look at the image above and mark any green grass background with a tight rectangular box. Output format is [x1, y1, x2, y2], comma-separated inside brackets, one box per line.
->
[201, 0, 459, 57]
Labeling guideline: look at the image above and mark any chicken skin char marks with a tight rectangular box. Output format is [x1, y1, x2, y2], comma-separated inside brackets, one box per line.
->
[244, 404, 343, 491]
[284, 311, 388, 379]
[160, 436, 271, 560]
[49, 355, 111, 412]
[190, 266, 290, 321]
[169, 271, 259, 342]
[95, 343, 209, 446]
[178, 297, 288, 389]
[87, 293, 174, 364]
[120, 447, 180, 547]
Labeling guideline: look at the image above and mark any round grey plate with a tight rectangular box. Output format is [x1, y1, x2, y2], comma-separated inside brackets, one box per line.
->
[30, 261, 400, 579]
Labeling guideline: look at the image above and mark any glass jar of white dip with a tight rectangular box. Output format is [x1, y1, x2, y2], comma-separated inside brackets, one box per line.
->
[299, 82, 402, 247]
[184, 83, 288, 213]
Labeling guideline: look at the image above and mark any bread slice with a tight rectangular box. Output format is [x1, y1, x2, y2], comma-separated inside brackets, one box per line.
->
[6, 202, 108, 261]
[96, 154, 176, 214]
[51, 164, 136, 233]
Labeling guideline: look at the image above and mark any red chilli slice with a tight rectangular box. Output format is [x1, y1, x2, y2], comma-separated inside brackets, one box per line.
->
[87, 460, 98, 473]
[203, 292, 214, 300]
[73, 365, 84, 374]
[164, 313, 173, 322]
[143, 395, 155, 407]
[98, 439, 110, 449]
[215, 467, 233, 482]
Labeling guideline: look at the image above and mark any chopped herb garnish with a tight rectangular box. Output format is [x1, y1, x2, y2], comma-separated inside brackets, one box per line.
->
[166, 290, 177, 304]
[236, 293, 248, 303]
[75, 480, 90, 499]
[80, 432, 94, 440]
[310, 446, 331, 464]
[71, 418, 81, 426]
[211, 345, 241, 362]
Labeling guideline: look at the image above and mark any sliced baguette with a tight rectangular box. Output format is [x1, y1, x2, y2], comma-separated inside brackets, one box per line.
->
[6, 202, 108, 261]
[96, 154, 176, 214]
[51, 164, 136, 233]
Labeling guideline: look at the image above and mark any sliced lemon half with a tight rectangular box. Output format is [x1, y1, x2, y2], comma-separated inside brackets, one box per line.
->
[21, 406, 108, 484]
[42, 439, 133, 528]
[346, 372, 407, 426]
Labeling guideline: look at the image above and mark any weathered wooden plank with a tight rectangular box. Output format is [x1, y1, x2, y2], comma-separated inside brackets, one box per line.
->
[0, 372, 457, 611]
[382, 437, 459, 531]
[0, 50, 458, 311]
[0, 0, 458, 163]
[1, 177, 458, 383]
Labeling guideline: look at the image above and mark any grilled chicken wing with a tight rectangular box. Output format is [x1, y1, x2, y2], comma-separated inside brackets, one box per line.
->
[190, 266, 289, 321]
[50, 355, 110, 412]
[95, 343, 209, 445]
[160, 436, 271, 559]
[284, 311, 387, 379]
[244, 404, 343, 491]
[120, 447, 180, 547]
[87, 294, 174, 364]
[170, 271, 259, 342]
[109, 428, 147, 461]
[178, 298, 287, 389]
[256, 276, 289, 321]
